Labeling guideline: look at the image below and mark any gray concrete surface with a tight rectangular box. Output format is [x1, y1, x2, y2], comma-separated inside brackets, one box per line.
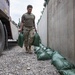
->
[37, 6, 47, 47]
[0, 46, 60, 75]
[47, 0, 75, 64]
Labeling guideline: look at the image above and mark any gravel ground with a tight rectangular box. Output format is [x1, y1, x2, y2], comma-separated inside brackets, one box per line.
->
[0, 46, 60, 75]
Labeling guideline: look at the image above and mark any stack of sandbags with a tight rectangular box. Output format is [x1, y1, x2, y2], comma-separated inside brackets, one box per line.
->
[51, 51, 75, 75]
[33, 33, 75, 75]
[59, 69, 75, 75]
[34, 43, 54, 60]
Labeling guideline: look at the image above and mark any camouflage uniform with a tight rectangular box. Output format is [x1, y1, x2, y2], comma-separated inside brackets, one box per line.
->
[23, 27, 35, 47]
[21, 13, 35, 51]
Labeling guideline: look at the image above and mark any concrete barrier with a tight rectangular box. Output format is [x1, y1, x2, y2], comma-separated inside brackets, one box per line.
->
[47, 0, 75, 64]
[37, 6, 47, 46]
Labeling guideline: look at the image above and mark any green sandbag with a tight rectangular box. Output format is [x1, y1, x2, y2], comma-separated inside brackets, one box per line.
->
[36, 48, 44, 54]
[52, 51, 64, 61]
[18, 33, 24, 47]
[37, 51, 51, 60]
[52, 58, 75, 70]
[34, 46, 40, 53]
[34, 46, 40, 51]
[45, 48, 54, 59]
[39, 43, 46, 50]
[59, 69, 75, 75]
[35, 48, 42, 54]
[32, 33, 41, 46]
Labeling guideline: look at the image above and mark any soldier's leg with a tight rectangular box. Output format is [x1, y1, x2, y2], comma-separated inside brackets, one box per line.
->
[24, 40, 29, 52]
[28, 37, 34, 54]
[28, 29, 34, 53]
[23, 28, 29, 52]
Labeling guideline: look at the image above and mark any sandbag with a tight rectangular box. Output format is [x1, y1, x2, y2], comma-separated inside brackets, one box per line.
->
[36, 48, 44, 54]
[35, 47, 44, 54]
[39, 43, 46, 50]
[32, 33, 41, 46]
[36, 45, 54, 60]
[34, 46, 40, 53]
[52, 51, 64, 61]
[18, 33, 24, 47]
[52, 58, 75, 70]
[45, 48, 53, 59]
[59, 69, 75, 75]
[37, 51, 51, 60]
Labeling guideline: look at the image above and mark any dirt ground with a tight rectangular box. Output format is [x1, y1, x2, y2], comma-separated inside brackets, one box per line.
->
[0, 46, 60, 75]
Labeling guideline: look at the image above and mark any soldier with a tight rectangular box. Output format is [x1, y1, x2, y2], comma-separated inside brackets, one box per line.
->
[19, 5, 36, 54]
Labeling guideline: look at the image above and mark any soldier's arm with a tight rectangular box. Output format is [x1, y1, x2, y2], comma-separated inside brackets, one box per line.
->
[19, 15, 24, 32]
[19, 22, 23, 31]
[33, 16, 37, 32]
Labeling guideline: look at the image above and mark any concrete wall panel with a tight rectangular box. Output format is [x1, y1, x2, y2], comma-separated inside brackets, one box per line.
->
[47, 0, 75, 63]
[37, 6, 47, 46]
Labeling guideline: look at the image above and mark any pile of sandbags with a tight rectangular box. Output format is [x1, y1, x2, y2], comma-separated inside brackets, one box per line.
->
[33, 33, 75, 75]
[59, 69, 75, 75]
[34, 44, 54, 60]
[52, 51, 75, 70]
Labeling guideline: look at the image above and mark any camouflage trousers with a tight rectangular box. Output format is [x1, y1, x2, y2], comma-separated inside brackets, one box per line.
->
[23, 27, 35, 48]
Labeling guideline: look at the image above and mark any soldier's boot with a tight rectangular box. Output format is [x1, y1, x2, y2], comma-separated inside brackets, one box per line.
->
[25, 45, 29, 53]
[28, 45, 32, 54]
